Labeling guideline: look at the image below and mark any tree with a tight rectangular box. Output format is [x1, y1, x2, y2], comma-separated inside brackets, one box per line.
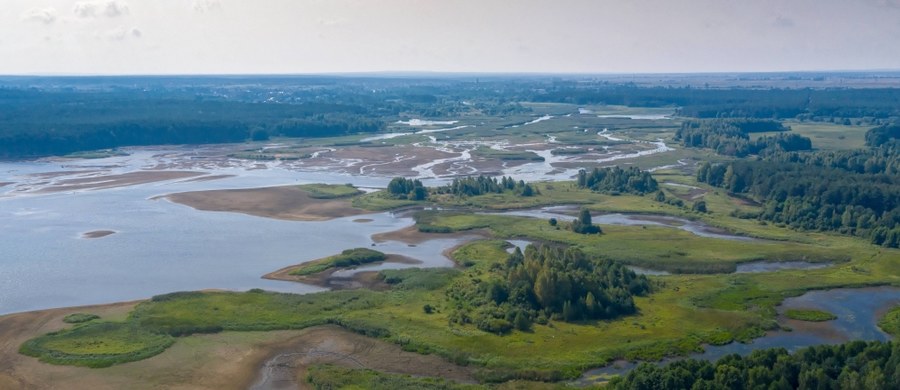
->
[655, 191, 666, 202]
[572, 208, 601, 234]
[693, 200, 708, 213]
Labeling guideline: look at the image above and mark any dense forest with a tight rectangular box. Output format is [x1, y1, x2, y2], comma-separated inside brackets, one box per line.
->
[866, 124, 900, 147]
[3, 75, 900, 158]
[0, 88, 386, 158]
[676, 119, 812, 157]
[608, 340, 900, 390]
[577, 166, 658, 194]
[434, 175, 538, 197]
[698, 157, 900, 247]
[447, 245, 650, 334]
[531, 85, 900, 120]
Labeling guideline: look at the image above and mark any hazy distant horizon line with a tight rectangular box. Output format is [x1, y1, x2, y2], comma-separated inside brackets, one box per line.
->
[3, 68, 900, 79]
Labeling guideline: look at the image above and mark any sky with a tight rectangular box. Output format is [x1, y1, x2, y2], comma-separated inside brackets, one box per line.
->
[3, 0, 900, 75]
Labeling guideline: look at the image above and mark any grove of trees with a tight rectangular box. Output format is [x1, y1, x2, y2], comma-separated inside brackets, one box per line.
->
[447, 245, 650, 334]
[577, 166, 658, 194]
[609, 340, 900, 390]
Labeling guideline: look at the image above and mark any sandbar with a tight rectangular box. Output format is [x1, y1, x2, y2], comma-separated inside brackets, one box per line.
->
[165, 185, 372, 221]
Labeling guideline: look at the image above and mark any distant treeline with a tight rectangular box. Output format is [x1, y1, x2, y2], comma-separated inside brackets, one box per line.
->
[676, 119, 812, 157]
[609, 340, 900, 390]
[0, 89, 383, 158]
[531, 85, 900, 120]
[447, 245, 650, 334]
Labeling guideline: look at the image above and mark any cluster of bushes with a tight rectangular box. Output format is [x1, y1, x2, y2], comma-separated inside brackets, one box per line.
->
[387, 177, 427, 200]
[571, 208, 602, 234]
[446, 245, 650, 334]
[434, 175, 538, 198]
[609, 340, 900, 390]
[676, 119, 812, 157]
[576, 166, 658, 194]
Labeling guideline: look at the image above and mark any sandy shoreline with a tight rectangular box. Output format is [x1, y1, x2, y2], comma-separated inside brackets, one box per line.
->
[164, 185, 373, 221]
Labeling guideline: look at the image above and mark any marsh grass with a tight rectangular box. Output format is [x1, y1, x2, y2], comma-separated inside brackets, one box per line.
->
[878, 307, 900, 337]
[297, 183, 363, 199]
[784, 309, 837, 322]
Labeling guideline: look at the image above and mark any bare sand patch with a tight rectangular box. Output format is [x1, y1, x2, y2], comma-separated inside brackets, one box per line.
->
[263, 254, 420, 290]
[179, 174, 236, 183]
[352, 218, 374, 223]
[165, 185, 372, 221]
[82, 230, 116, 239]
[37, 171, 203, 193]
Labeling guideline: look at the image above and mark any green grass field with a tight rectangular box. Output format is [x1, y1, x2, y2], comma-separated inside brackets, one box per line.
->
[759, 121, 870, 150]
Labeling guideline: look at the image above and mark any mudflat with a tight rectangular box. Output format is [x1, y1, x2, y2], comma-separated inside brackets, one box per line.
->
[165, 185, 372, 221]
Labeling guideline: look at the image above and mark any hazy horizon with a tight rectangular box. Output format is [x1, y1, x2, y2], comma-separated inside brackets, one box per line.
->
[4, 0, 900, 75]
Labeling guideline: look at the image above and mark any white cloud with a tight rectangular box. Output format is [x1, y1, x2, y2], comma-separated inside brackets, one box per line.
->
[192, 0, 223, 13]
[21, 8, 58, 24]
[74, 1, 130, 18]
[99, 26, 142, 41]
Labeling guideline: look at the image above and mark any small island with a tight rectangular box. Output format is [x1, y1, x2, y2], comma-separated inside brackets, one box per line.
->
[785, 309, 838, 322]
[264, 248, 421, 289]
[82, 230, 116, 239]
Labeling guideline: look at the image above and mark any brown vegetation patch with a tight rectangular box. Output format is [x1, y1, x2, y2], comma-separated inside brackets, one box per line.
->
[165, 185, 372, 221]
[0, 303, 475, 390]
[248, 326, 477, 390]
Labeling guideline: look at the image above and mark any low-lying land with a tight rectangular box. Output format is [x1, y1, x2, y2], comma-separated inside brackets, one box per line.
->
[19, 175, 900, 388]
[165, 184, 372, 221]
